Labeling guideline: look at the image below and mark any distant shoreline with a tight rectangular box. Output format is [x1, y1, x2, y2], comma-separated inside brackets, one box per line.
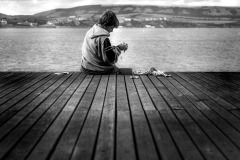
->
[1, 26, 240, 28]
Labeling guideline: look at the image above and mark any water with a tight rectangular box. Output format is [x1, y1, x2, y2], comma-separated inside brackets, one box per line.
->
[0, 28, 240, 72]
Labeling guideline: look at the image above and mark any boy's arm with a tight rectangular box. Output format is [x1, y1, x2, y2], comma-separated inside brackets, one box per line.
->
[101, 38, 121, 64]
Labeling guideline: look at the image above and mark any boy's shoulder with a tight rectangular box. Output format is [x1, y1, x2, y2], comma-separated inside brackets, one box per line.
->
[97, 36, 110, 43]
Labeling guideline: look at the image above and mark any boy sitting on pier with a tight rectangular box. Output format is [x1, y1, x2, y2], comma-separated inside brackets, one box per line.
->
[80, 10, 128, 74]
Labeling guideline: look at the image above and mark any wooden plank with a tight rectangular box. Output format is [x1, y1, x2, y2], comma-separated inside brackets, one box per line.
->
[133, 75, 157, 110]
[202, 72, 240, 92]
[0, 73, 65, 139]
[185, 109, 240, 160]
[0, 72, 43, 105]
[0, 73, 53, 126]
[0, 72, 36, 93]
[0, 73, 37, 97]
[199, 72, 240, 98]
[0, 73, 73, 159]
[90, 75, 108, 111]
[0, 72, 10, 77]
[142, 75, 183, 110]
[1, 72, 240, 160]
[27, 75, 99, 160]
[145, 110, 182, 160]
[116, 75, 130, 112]
[177, 73, 237, 110]
[141, 76, 175, 111]
[125, 75, 160, 160]
[0, 72, 29, 88]
[49, 75, 95, 160]
[166, 74, 240, 152]
[170, 73, 240, 160]
[216, 72, 240, 86]
[202, 110, 240, 148]
[0, 73, 67, 140]
[218, 72, 240, 79]
[173, 73, 240, 131]
[66, 74, 109, 160]
[93, 75, 116, 160]
[70, 110, 101, 160]
[154, 75, 226, 160]
[47, 75, 100, 160]
[149, 76, 205, 159]
[201, 72, 240, 93]
[188, 73, 240, 108]
[160, 109, 204, 160]
[0, 72, 15, 81]
[116, 75, 136, 160]
[231, 110, 240, 119]
[144, 75, 206, 160]
[0, 73, 51, 116]
[4, 73, 87, 160]
[156, 76, 210, 110]
[174, 110, 226, 160]
[0, 72, 10, 78]
[161, 73, 240, 160]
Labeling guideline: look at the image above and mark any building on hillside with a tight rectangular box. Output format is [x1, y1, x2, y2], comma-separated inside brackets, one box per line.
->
[30, 22, 38, 27]
[67, 16, 77, 22]
[16, 21, 38, 27]
[145, 18, 151, 21]
[16, 21, 31, 26]
[133, 18, 143, 22]
[46, 21, 54, 25]
[48, 19, 59, 24]
[145, 25, 155, 28]
[118, 17, 125, 23]
[39, 21, 56, 27]
[77, 16, 87, 21]
[124, 18, 131, 22]
[0, 18, 7, 26]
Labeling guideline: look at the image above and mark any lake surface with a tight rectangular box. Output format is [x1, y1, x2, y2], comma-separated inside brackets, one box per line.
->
[0, 28, 240, 72]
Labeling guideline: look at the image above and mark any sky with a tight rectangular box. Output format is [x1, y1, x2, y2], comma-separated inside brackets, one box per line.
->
[0, 0, 240, 15]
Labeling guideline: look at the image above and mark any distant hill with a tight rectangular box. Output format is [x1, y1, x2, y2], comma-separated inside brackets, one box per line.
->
[33, 5, 240, 19]
[1, 5, 240, 28]
[0, 13, 7, 18]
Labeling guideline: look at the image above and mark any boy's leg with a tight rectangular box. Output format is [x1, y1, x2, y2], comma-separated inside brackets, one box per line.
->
[117, 68, 133, 75]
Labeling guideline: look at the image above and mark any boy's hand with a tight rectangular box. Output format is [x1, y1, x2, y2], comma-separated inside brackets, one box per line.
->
[117, 42, 128, 52]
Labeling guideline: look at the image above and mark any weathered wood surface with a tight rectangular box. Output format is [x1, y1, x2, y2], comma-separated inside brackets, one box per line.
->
[0, 72, 240, 160]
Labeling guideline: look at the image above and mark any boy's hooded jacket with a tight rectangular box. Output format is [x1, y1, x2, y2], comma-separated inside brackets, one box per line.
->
[81, 24, 121, 73]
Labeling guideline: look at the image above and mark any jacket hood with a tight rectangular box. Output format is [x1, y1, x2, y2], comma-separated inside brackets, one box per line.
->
[89, 24, 110, 39]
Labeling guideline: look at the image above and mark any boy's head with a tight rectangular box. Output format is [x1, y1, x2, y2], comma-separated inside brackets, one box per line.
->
[97, 10, 119, 30]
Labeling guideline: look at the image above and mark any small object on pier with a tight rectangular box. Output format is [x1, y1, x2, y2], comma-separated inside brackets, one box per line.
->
[130, 75, 140, 79]
[54, 72, 69, 75]
[132, 67, 171, 77]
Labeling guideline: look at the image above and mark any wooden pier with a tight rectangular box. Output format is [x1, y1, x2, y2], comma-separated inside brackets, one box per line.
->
[0, 72, 240, 160]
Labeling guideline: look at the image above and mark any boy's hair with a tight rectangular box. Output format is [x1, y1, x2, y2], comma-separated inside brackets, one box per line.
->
[97, 10, 119, 28]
